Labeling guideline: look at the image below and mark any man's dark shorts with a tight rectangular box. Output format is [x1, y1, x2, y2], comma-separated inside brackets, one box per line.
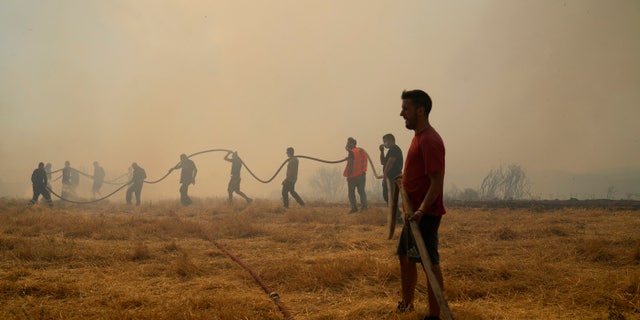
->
[228, 176, 241, 193]
[396, 214, 442, 264]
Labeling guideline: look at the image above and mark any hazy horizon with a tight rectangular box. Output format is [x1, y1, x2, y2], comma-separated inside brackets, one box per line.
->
[1, 1, 639, 201]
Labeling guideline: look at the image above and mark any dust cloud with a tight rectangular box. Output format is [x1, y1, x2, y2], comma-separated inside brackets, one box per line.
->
[1, 1, 639, 201]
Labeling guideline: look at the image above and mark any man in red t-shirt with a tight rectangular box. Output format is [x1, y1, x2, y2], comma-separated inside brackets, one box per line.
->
[396, 89, 446, 320]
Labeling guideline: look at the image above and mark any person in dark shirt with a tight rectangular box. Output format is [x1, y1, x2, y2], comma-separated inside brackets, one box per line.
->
[29, 162, 53, 207]
[171, 154, 197, 206]
[224, 151, 252, 204]
[92, 161, 106, 199]
[379, 133, 404, 206]
[281, 147, 305, 208]
[126, 162, 146, 206]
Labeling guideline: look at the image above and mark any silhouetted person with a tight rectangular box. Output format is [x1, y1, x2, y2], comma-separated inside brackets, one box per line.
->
[44, 162, 52, 190]
[343, 137, 368, 213]
[92, 161, 105, 199]
[224, 151, 252, 204]
[61, 161, 73, 198]
[171, 154, 197, 206]
[379, 133, 404, 206]
[282, 147, 305, 208]
[126, 162, 146, 206]
[29, 162, 53, 207]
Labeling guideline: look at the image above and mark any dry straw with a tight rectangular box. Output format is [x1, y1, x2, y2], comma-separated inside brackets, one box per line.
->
[0, 199, 638, 319]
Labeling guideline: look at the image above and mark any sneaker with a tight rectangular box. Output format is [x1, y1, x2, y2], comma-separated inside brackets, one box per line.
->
[424, 317, 440, 320]
[396, 301, 414, 313]
[348, 209, 358, 214]
[247, 198, 253, 204]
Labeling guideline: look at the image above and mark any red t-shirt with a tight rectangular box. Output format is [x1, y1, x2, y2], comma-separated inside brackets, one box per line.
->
[402, 126, 446, 216]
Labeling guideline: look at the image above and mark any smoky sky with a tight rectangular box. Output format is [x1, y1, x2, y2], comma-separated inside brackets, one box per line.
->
[1, 0, 639, 199]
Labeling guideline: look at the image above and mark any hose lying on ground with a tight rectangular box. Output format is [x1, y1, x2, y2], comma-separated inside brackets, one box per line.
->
[207, 235, 295, 320]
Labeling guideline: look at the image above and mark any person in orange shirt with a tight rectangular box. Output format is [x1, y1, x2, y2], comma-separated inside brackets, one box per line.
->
[343, 137, 368, 213]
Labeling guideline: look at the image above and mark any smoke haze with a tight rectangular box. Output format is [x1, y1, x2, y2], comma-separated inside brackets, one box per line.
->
[1, 1, 639, 200]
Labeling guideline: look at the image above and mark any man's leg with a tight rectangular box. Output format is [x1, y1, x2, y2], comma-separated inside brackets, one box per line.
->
[135, 184, 142, 206]
[281, 183, 290, 208]
[423, 215, 443, 318]
[126, 186, 133, 204]
[382, 179, 389, 205]
[347, 178, 357, 212]
[289, 183, 305, 206]
[427, 264, 444, 318]
[236, 190, 252, 203]
[184, 183, 191, 205]
[180, 183, 190, 205]
[233, 179, 252, 203]
[62, 183, 69, 198]
[42, 188, 53, 207]
[357, 174, 367, 210]
[399, 255, 418, 307]
[96, 182, 103, 197]
[29, 186, 40, 205]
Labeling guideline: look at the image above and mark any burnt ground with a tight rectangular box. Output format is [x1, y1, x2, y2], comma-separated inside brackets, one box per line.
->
[444, 199, 640, 211]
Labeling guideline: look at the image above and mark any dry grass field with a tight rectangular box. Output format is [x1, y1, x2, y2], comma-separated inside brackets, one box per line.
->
[0, 198, 638, 320]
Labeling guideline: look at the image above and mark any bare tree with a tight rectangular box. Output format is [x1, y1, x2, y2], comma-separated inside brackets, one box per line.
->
[480, 167, 504, 199]
[309, 167, 345, 200]
[480, 164, 531, 200]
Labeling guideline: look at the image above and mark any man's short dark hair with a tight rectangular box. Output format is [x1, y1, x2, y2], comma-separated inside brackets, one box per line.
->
[401, 89, 432, 115]
[347, 137, 357, 146]
[287, 147, 294, 155]
[382, 133, 395, 142]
